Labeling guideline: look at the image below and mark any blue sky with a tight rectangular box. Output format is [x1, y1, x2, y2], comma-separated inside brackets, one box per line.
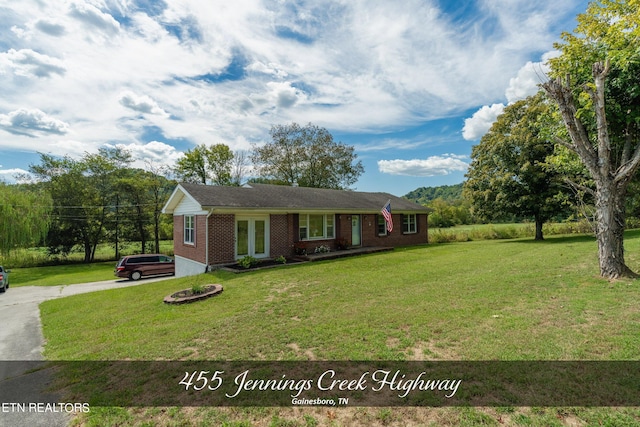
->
[0, 0, 586, 196]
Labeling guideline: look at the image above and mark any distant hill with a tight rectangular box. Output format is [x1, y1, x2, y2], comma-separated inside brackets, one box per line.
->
[403, 183, 464, 205]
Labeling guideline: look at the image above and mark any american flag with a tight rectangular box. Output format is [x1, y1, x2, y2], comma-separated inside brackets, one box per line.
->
[381, 200, 393, 232]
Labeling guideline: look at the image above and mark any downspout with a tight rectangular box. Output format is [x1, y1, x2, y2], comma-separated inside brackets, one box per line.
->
[205, 210, 213, 272]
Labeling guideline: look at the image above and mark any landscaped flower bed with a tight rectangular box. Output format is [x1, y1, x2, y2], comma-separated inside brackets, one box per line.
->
[163, 284, 223, 304]
[222, 257, 305, 272]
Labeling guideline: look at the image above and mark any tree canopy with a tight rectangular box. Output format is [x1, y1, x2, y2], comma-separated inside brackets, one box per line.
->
[0, 183, 51, 256]
[464, 93, 572, 240]
[543, 0, 640, 277]
[29, 148, 174, 262]
[251, 123, 364, 189]
[404, 183, 464, 204]
[174, 143, 235, 186]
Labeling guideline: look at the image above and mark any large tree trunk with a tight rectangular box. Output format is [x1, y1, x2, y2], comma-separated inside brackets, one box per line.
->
[83, 233, 92, 264]
[534, 215, 544, 241]
[594, 180, 636, 279]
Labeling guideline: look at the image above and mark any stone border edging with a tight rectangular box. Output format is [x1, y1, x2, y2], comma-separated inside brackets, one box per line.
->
[163, 284, 223, 304]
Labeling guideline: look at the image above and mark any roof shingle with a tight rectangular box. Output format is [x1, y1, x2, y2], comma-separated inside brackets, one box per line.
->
[174, 182, 428, 213]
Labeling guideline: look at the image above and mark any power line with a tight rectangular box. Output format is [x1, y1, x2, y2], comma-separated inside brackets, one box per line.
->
[0, 202, 167, 209]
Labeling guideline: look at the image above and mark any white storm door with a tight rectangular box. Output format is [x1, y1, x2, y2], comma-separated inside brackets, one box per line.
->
[351, 215, 361, 247]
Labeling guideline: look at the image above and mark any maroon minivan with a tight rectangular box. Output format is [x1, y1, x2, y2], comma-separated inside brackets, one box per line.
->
[115, 254, 175, 280]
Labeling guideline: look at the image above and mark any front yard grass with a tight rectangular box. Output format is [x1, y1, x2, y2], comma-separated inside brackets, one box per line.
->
[39, 231, 640, 426]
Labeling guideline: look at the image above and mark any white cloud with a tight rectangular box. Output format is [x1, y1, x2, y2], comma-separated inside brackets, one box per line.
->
[461, 103, 505, 141]
[462, 51, 559, 141]
[0, 167, 30, 182]
[378, 154, 469, 177]
[356, 138, 430, 153]
[247, 61, 288, 78]
[110, 141, 183, 170]
[505, 61, 550, 104]
[119, 91, 169, 116]
[0, 48, 66, 78]
[0, 108, 70, 136]
[265, 82, 306, 109]
[68, 1, 121, 34]
[34, 19, 67, 37]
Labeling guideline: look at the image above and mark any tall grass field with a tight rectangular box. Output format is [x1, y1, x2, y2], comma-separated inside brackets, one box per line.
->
[38, 231, 640, 426]
[0, 240, 175, 269]
[428, 220, 594, 243]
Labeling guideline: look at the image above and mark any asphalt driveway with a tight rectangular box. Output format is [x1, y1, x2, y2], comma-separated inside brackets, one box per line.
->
[0, 276, 171, 427]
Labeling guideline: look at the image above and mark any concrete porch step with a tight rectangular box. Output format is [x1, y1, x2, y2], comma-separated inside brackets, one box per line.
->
[296, 246, 393, 261]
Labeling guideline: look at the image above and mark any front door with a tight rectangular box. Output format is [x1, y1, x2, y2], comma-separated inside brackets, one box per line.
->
[351, 215, 361, 247]
[236, 217, 269, 258]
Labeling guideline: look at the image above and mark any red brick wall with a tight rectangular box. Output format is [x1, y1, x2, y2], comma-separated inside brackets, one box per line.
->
[337, 214, 351, 244]
[362, 213, 428, 246]
[294, 238, 338, 254]
[209, 214, 236, 264]
[270, 214, 292, 258]
[173, 214, 208, 264]
[331, 213, 428, 248]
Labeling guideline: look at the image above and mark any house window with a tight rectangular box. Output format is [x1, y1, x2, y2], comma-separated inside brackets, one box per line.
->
[403, 214, 417, 234]
[184, 215, 195, 244]
[377, 215, 387, 236]
[299, 214, 334, 240]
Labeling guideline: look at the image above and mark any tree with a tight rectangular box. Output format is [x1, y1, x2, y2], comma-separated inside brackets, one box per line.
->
[428, 198, 458, 228]
[116, 167, 174, 254]
[117, 171, 153, 254]
[464, 93, 571, 240]
[174, 144, 234, 185]
[144, 162, 176, 253]
[231, 150, 250, 186]
[84, 147, 133, 261]
[543, 0, 640, 278]
[0, 183, 51, 256]
[404, 183, 464, 205]
[30, 148, 132, 262]
[251, 122, 364, 189]
[30, 154, 91, 260]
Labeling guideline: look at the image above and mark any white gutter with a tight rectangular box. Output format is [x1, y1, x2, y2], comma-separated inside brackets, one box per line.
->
[205, 210, 213, 272]
[201, 207, 430, 215]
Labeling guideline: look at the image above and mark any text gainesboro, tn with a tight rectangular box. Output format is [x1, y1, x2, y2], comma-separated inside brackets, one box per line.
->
[224, 369, 462, 399]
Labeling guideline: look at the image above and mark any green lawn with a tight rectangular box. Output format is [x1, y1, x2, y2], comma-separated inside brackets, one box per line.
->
[39, 232, 640, 426]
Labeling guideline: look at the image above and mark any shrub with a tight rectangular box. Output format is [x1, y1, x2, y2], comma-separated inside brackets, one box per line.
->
[626, 217, 640, 229]
[275, 255, 287, 264]
[293, 242, 307, 256]
[238, 256, 259, 269]
[191, 284, 205, 295]
[336, 238, 349, 250]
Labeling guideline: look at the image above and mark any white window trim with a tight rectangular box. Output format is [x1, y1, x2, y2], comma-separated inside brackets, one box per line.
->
[184, 215, 195, 245]
[403, 213, 417, 234]
[299, 213, 335, 241]
[377, 214, 388, 236]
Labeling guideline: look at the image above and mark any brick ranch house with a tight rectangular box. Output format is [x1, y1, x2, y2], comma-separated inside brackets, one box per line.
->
[162, 182, 430, 277]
